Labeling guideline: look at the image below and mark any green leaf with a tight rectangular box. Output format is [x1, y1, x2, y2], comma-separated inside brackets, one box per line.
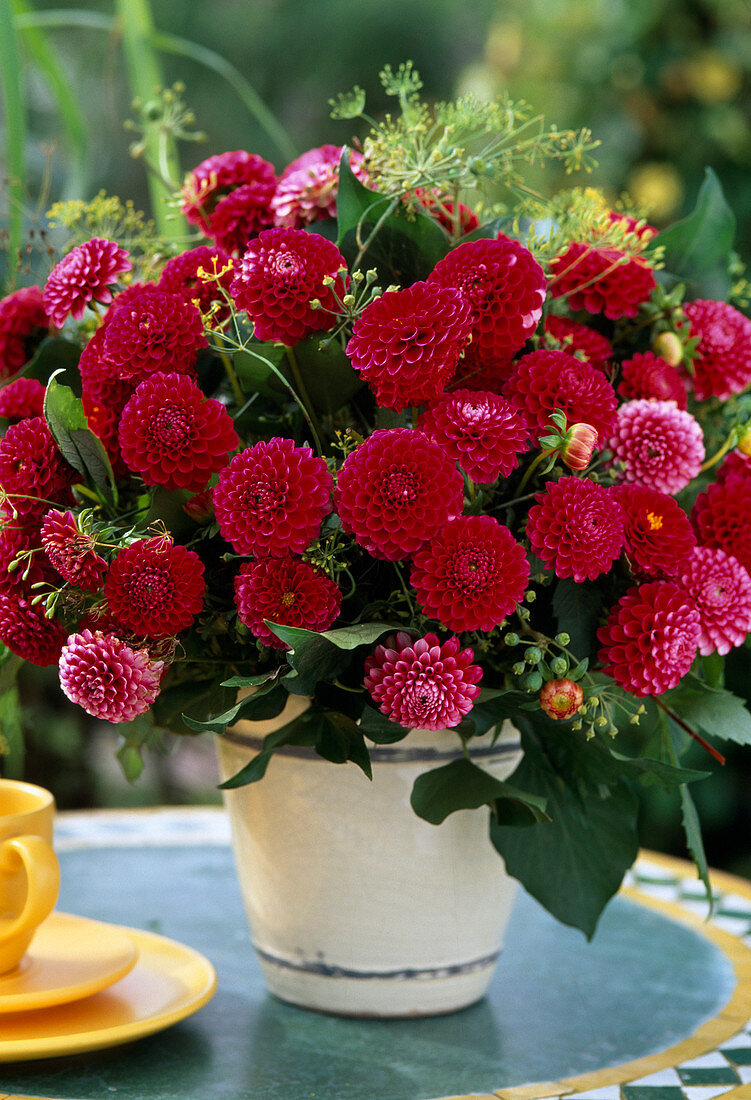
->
[182, 678, 286, 732]
[21, 337, 82, 388]
[265, 620, 400, 695]
[336, 149, 450, 283]
[411, 757, 548, 826]
[43, 371, 117, 505]
[607, 749, 709, 787]
[662, 677, 751, 747]
[233, 345, 287, 399]
[358, 705, 411, 744]
[552, 578, 604, 660]
[648, 168, 735, 300]
[490, 726, 640, 938]
[680, 783, 713, 912]
[291, 335, 364, 416]
[0, 683, 24, 778]
[150, 678, 238, 737]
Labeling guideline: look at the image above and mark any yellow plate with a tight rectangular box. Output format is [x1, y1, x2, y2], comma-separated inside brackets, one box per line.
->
[0, 911, 138, 1013]
[0, 923, 217, 1061]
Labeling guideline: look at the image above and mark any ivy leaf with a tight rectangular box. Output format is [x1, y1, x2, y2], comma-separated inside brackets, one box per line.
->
[648, 168, 735, 300]
[552, 578, 603, 660]
[336, 149, 450, 283]
[411, 757, 548, 826]
[43, 371, 117, 506]
[490, 726, 640, 939]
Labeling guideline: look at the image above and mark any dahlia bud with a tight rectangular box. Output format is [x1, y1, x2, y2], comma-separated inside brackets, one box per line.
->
[738, 425, 751, 457]
[539, 678, 584, 720]
[652, 331, 683, 367]
[561, 423, 599, 471]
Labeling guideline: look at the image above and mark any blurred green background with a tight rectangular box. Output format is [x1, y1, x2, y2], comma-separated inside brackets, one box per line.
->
[2, 0, 750, 876]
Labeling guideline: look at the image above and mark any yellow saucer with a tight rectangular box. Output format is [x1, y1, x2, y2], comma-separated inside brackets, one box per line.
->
[0, 911, 138, 1013]
[0, 922, 217, 1062]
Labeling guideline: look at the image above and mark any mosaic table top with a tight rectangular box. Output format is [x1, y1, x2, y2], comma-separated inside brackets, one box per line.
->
[0, 806, 749, 1100]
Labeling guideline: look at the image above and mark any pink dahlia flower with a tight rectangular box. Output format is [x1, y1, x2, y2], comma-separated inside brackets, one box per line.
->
[363, 631, 482, 730]
[213, 438, 333, 557]
[234, 555, 342, 648]
[678, 546, 751, 655]
[271, 145, 369, 229]
[118, 371, 238, 492]
[231, 227, 347, 345]
[544, 315, 613, 373]
[335, 429, 464, 561]
[0, 416, 76, 519]
[418, 388, 529, 484]
[526, 477, 625, 583]
[0, 286, 50, 378]
[0, 377, 45, 422]
[597, 581, 701, 696]
[104, 537, 205, 638]
[682, 299, 751, 401]
[0, 590, 67, 666]
[346, 282, 472, 411]
[504, 349, 618, 441]
[609, 400, 704, 495]
[41, 509, 107, 591]
[411, 515, 530, 632]
[614, 484, 696, 579]
[428, 235, 546, 366]
[43, 238, 131, 327]
[618, 351, 687, 410]
[549, 241, 656, 320]
[181, 150, 277, 237]
[59, 629, 163, 722]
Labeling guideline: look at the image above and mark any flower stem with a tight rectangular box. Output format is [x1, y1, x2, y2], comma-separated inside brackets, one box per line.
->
[284, 346, 323, 455]
[516, 449, 553, 495]
[700, 428, 738, 473]
[655, 700, 726, 765]
[219, 350, 245, 407]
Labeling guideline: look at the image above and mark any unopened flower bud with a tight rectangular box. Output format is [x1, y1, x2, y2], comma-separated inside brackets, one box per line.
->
[539, 678, 584, 720]
[562, 423, 598, 471]
[652, 331, 683, 367]
[738, 425, 751, 457]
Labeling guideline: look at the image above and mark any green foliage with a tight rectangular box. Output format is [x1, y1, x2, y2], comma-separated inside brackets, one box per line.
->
[662, 676, 751, 747]
[264, 621, 401, 695]
[552, 578, 604, 661]
[43, 372, 117, 508]
[410, 757, 549, 826]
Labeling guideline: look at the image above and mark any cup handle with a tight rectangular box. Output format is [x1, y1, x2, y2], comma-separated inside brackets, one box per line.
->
[0, 835, 60, 944]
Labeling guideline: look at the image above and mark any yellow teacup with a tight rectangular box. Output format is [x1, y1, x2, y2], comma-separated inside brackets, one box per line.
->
[0, 779, 60, 974]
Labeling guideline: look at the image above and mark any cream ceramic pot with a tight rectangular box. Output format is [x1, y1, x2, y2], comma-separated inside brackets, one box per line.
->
[216, 693, 522, 1017]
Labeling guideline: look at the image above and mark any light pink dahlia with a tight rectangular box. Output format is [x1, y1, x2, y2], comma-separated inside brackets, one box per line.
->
[335, 429, 464, 561]
[417, 389, 530, 484]
[411, 515, 530, 632]
[526, 477, 625, 583]
[346, 282, 472, 411]
[271, 144, 369, 229]
[43, 239, 131, 327]
[363, 631, 482, 730]
[597, 581, 701, 696]
[59, 629, 164, 722]
[678, 546, 751, 655]
[213, 438, 333, 557]
[609, 400, 704, 495]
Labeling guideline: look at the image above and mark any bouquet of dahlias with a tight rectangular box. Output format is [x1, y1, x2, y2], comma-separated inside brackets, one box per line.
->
[2, 65, 751, 937]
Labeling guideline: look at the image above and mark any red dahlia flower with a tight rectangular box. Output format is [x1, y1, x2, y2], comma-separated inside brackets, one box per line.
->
[0, 520, 53, 592]
[418, 388, 530, 484]
[0, 589, 67, 666]
[412, 188, 480, 236]
[234, 555, 342, 648]
[271, 145, 369, 229]
[411, 515, 530, 632]
[504, 349, 618, 440]
[158, 245, 234, 322]
[0, 378, 45, 422]
[614, 484, 696, 578]
[231, 228, 347, 345]
[0, 286, 49, 378]
[208, 184, 278, 255]
[609, 400, 704, 495]
[526, 476, 625, 583]
[104, 537, 206, 638]
[679, 546, 751, 656]
[428, 235, 546, 365]
[41, 510, 107, 591]
[181, 150, 277, 236]
[59, 629, 163, 722]
[118, 372, 238, 492]
[363, 631, 482, 730]
[0, 416, 76, 519]
[100, 288, 206, 382]
[544, 315, 613, 373]
[549, 240, 656, 320]
[691, 481, 751, 574]
[618, 351, 687, 410]
[43, 238, 131, 328]
[346, 282, 472, 411]
[213, 438, 333, 557]
[597, 581, 701, 696]
[335, 429, 464, 561]
[681, 299, 751, 401]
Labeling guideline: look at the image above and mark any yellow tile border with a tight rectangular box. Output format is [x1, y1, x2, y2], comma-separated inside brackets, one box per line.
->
[3, 849, 751, 1100]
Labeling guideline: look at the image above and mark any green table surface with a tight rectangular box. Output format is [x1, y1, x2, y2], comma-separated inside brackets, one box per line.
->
[1, 808, 751, 1100]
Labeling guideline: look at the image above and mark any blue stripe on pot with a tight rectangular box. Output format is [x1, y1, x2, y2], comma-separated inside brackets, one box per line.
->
[254, 945, 501, 980]
[221, 730, 522, 764]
